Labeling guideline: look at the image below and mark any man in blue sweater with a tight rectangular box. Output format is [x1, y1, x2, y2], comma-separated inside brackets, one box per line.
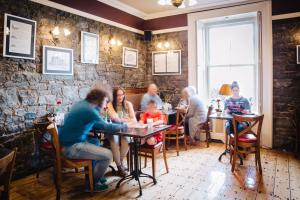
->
[59, 88, 127, 192]
[140, 83, 163, 111]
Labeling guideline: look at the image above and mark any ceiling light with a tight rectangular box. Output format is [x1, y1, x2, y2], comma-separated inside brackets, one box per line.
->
[157, 0, 171, 5]
[171, 0, 184, 7]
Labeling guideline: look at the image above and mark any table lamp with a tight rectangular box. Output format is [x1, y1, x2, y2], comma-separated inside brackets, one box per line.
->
[217, 84, 232, 112]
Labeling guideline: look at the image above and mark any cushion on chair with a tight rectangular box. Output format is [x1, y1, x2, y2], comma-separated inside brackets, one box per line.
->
[169, 125, 184, 131]
[231, 133, 257, 143]
[141, 142, 163, 149]
[40, 142, 53, 150]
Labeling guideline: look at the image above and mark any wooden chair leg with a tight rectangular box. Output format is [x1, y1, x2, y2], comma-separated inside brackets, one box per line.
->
[144, 156, 147, 168]
[257, 149, 262, 174]
[163, 144, 169, 174]
[184, 135, 187, 151]
[88, 162, 94, 193]
[2, 186, 9, 200]
[231, 150, 237, 173]
[206, 130, 209, 148]
[176, 133, 179, 156]
[151, 151, 156, 178]
[126, 152, 130, 170]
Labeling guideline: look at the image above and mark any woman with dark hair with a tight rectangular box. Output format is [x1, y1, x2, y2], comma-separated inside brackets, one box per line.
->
[107, 87, 136, 123]
[59, 88, 127, 192]
[105, 87, 136, 177]
[224, 81, 251, 135]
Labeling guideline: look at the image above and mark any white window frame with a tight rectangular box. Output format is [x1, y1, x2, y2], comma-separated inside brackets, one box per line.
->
[203, 18, 259, 112]
[187, 1, 273, 148]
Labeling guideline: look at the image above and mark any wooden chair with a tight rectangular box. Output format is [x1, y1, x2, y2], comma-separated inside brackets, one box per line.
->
[0, 147, 17, 200]
[198, 106, 213, 148]
[33, 116, 53, 179]
[165, 108, 188, 156]
[139, 132, 169, 178]
[229, 114, 264, 174]
[47, 123, 94, 200]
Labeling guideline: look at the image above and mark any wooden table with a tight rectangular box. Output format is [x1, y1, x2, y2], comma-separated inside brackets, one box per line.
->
[98, 124, 172, 197]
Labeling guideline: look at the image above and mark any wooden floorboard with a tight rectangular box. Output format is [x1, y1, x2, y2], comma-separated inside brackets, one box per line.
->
[5, 143, 300, 200]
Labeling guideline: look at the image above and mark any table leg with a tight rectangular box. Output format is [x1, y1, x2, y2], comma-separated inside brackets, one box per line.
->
[116, 138, 157, 197]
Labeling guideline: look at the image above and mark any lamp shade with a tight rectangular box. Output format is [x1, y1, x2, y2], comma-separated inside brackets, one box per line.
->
[219, 84, 232, 96]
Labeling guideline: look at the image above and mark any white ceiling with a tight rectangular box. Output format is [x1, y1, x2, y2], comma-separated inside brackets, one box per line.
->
[99, 0, 261, 19]
[118, 0, 233, 14]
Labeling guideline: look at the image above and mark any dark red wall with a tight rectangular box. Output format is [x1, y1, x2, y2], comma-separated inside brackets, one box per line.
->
[51, 0, 144, 30]
[49, 0, 300, 31]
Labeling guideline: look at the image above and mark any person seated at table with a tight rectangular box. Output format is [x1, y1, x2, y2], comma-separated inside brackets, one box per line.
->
[59, 88, 127, 192]
[106, 87, 137, 176]
[139, 100, 165, 146]
[140, 83, 163, 111]
[177, 88, 189, 109]
[224, 81, 251, 135]
[183, 86, 207, 145]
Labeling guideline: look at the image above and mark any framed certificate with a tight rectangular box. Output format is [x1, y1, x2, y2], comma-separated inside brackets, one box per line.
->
[122, 47, 138, 68]
[81, 31, 99, 64]
[3, 13, 36, 60]
[43, 46, 73, 75]
[152, 50, 181, 75]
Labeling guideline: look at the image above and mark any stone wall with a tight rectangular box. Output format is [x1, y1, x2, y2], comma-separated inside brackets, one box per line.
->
[273, 17, 300, 150]
[146, 31, 188, 106]
[0, 0, 148, 178]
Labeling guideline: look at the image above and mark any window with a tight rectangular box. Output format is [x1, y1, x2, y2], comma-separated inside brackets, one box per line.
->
[198, 16, 259, 111]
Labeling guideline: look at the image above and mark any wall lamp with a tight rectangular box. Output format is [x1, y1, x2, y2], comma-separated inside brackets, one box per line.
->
[109, 38, 122, 46]
[51, 26, 71, 37]
[157, 41, 170, 49]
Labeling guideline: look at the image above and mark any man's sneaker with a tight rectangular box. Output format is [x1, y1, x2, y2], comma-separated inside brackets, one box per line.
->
[85, 183, 109, 193]
[99, 177, 107, 184]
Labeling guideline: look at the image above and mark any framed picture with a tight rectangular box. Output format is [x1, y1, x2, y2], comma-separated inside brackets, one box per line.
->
[152, 50, 181, 75]
[297, 45, 300, 64]
[3, 13, 36, 60]
[81, 31, 99, 64]
[122, 47, 138, 68]
[43, 46, 73, 75]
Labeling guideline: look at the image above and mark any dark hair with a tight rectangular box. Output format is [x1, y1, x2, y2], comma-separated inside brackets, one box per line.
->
[231, 81, 239, 89]
[147, 100, 157, 105]
[112, 87, 126, 111]
[85, 89, 108, 106]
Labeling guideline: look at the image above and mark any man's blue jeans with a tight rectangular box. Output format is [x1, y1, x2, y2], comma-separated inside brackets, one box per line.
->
[62, 139, 112, 185]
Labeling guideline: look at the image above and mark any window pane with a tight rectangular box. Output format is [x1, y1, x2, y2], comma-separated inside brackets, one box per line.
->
[208, 66, 256, 110]
[208, 23, 254, 65]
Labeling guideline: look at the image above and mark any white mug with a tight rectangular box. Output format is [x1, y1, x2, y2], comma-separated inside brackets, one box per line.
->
[147, 118, 154, 128]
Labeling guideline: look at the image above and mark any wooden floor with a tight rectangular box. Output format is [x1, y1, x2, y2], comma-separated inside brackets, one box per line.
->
[7, 143, 300, 200]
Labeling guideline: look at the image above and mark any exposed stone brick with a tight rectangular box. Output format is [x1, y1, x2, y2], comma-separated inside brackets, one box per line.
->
[272, 17, 300, 151]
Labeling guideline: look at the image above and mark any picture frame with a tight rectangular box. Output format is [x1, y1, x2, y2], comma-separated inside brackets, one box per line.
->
[297, 45, 300, 64]
[122, 47, 138, 68]
[152, 50, 181, 75]
[43, 45, 73, 75]
[3, 13, 36, 60]
[81, 31, 99, 64]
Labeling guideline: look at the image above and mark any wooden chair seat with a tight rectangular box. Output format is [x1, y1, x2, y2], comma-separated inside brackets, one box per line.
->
[139, 132, 169, 178]
[230, 132, 257, 143]
[141, 142, 163, 150]
[40, 142, 53, 150]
